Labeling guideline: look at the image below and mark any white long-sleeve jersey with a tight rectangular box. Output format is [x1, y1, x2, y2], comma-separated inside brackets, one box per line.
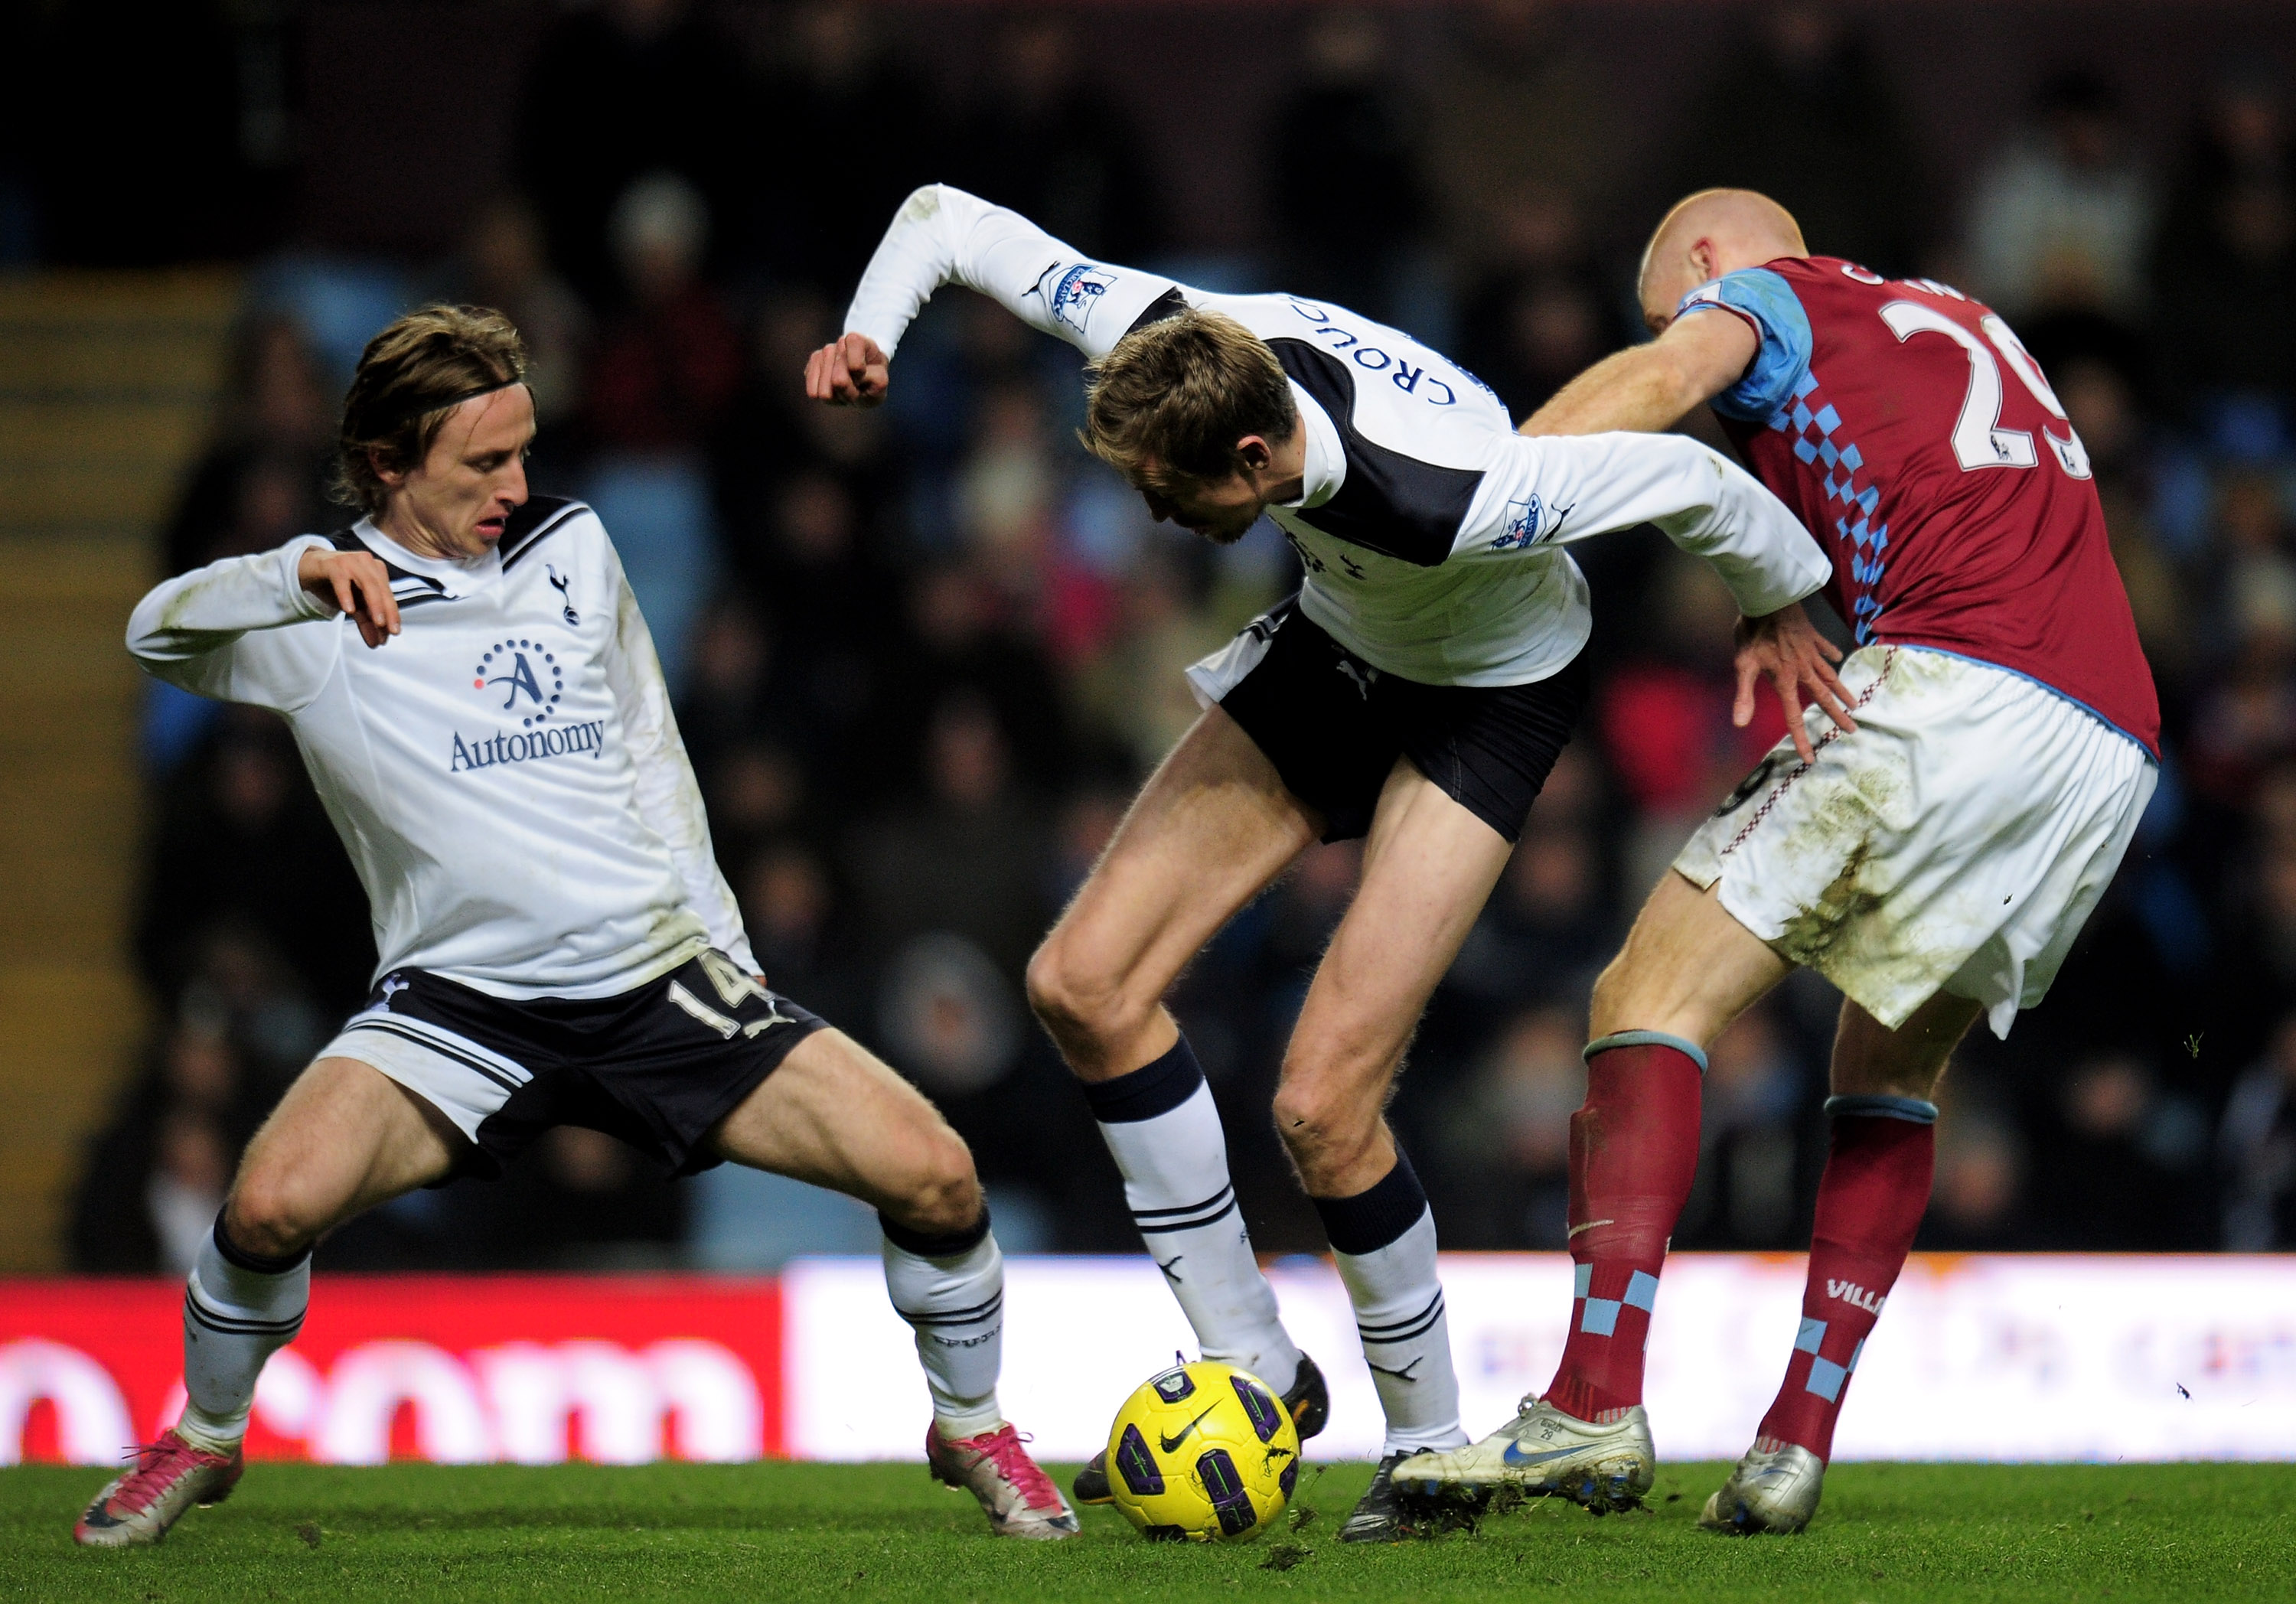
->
[126, 498, 756, 1001]
[847, 186, 1831, 686]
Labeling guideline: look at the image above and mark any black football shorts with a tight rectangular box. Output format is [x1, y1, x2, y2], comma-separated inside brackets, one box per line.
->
[319, 949, 825, 1178]
[1202, 594, 1590, 844]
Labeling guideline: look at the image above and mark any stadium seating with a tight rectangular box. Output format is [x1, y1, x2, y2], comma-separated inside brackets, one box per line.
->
[0, 272, 239, 1270]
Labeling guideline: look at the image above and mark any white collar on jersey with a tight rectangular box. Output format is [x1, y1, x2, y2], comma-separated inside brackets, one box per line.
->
[354, 517, 502, 588]
[1280, 383, 1346, 513]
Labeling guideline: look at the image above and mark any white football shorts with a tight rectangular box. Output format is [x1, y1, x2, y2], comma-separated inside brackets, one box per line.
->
[1674, 644, 2157, 1038]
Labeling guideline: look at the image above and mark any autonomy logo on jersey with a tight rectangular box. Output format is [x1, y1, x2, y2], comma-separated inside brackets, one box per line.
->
[475, 638, 567, 729]
[1036, 261, 1114, 337]
[448, 634, 605, 773]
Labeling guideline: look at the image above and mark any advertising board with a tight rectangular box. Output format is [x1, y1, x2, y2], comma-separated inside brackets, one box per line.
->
[8, 1257, 2294, 1466]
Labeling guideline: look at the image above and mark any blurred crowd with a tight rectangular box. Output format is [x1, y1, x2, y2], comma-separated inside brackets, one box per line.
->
[57, 1, 2296, 1270]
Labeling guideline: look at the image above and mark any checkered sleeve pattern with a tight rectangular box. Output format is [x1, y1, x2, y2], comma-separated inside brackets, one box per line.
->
[1768, 369, 1890, 644]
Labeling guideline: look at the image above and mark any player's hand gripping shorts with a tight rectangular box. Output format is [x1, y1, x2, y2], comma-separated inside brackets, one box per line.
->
[1674, 644, 2157, 1038]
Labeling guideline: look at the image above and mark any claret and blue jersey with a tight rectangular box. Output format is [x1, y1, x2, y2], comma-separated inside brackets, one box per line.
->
[1677, 256, 2161, 757]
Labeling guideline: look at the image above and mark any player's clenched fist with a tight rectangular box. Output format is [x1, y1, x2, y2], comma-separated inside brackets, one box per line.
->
[804, 332, 890, 408]
[298, 547, 400, 647]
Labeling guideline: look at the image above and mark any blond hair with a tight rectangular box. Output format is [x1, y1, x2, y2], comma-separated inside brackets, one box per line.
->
[1079, 308, 1296, 484]
[331, 305, 528, 515]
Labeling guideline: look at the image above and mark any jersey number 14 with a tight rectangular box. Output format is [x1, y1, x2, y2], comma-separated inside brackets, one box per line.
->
[1880, 300, 2092, 481]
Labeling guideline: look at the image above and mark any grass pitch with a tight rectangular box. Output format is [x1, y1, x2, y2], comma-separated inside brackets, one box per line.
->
[4, 1459, 2290, 1602]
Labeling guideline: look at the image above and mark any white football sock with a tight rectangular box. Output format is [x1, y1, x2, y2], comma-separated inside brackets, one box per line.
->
[1315, 1152, 1467, 1455]
[1087, 1037, 1302, 1395]
[178, 1218, 309, 1452]
[882, 1214, 1005, 1439]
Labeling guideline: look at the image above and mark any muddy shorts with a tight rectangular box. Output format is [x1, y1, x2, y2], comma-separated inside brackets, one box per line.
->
[1674, 644, 2156, 1038]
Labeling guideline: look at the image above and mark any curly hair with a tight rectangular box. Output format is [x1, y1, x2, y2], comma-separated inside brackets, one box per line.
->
[330, 305, 528, 515]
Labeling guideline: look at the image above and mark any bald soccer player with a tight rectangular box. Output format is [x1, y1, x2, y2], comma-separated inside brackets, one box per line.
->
[1395, 191, 2159, 1532]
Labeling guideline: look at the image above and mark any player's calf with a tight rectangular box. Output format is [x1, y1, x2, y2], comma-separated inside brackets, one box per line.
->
[1312, 1152, 1472, 1540]
[1426, 1028, 1701, 1514]
[1541, 1033, 1704, 1423]
[1062, 1033, 1306, 1426]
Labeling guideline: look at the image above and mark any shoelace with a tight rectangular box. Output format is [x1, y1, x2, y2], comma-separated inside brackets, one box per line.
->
[964, 1426, 1064, 1511]
[106, 1436, 210, 1510]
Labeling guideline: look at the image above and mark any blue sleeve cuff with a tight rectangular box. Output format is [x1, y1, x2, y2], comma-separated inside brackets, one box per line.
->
[1676, 267, 1813, 424]
[1824, 1094, 1939, 1124]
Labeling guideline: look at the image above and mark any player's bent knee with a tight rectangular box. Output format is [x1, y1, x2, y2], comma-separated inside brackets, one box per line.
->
[221, 1171, 325, 1260]
[895, 1130, 984, 1238]
[1024, 934, 1144, 1049]
[1270, 1076, 1371, 1156]
[1588, 936, 1703, 1040]
[1022, 934, 1099, 1023]
[1021, 939, 1078, 1025]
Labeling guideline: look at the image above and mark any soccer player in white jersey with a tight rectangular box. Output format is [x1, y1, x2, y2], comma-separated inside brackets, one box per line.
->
[807, 187, 1848, 1539]
[76, 307, 1075, 1547]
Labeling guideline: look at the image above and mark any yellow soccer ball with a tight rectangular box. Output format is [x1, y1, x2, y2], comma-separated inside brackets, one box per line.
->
[1104, 1358, 1300, 1541]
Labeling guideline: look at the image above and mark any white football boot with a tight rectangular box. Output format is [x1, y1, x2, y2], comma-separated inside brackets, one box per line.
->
[1391, 1396, 1655, 1511]
[1700, 1439, 1825, 1534]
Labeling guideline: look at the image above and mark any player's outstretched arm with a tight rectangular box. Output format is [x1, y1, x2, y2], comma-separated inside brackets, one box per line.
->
[1499, 429, 1828, 617]
[1520, 310, 1757, 437]
[814, 185, 1184, 411]
[124, 536, 370, 709]
[1492, 429, 1852, 758]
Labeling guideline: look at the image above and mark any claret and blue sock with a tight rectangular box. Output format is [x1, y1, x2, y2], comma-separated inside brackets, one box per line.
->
[1542, 1031, 1706, 1423]
[1755, 1094, 1936, 1462]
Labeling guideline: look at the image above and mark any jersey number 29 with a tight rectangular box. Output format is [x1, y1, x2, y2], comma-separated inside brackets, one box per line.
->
[1880, 301, 2092, 481]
